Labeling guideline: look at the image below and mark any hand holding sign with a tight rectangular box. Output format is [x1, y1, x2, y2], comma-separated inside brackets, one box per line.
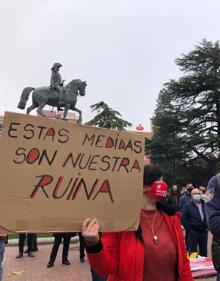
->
[82, 218, 100, 247]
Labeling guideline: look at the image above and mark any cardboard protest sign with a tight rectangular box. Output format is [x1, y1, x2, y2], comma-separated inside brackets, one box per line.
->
[0, 112, 144, 233]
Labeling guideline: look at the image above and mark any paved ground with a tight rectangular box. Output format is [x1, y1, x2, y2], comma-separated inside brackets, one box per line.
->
[2, 235, 217, 281]
[3, 244, 91, 281]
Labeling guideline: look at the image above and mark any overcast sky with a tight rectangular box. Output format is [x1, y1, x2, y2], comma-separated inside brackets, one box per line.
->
[0, 0, 219, 130]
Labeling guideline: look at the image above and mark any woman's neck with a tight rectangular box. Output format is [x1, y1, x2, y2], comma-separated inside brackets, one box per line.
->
[142, 194, 157, 210]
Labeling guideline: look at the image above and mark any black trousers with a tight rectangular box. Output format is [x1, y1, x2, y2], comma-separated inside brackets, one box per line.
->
[78, 233, 85, 259]
[188, 230, 208, 257]
[18, 233, 34, 254]
[32, 233, 38, 250]
[185, 229, 189, 251]
[49, 236, 70, 263]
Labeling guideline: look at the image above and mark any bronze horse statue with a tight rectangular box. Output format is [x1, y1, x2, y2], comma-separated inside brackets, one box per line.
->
[17, 79, 87, 123]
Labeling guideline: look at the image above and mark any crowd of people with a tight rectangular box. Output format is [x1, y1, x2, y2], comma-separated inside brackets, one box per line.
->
[1, 164, 220, 281]
[15, 232, 86, 267]
[166, 183, 209, 258]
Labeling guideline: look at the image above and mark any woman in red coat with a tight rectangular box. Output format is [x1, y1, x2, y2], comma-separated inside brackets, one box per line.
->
[82, 165, 193, 281]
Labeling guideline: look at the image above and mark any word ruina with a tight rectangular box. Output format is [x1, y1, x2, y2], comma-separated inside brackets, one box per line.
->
[30, 174, 114, 203]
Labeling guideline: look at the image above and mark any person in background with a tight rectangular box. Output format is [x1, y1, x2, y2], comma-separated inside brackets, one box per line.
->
[181, 186, 187, 196]
[180, 183, 193, 210]
[179, 183, 194, 250]
[47, 232, 75, 268]
[16, 233, 35, 258]
[181, 188, 208, 257]
[206, 174, 220, 281]
[0, 233, 7, 281]
[24, 233, 38, 253]
[166, 184, 181, 210]
[199, 186, 206, 201]
[78, 232, 85, 262]
[32, 233, 38, 251]
[79, 233, 106, 280]
[82, 165, 193, 281]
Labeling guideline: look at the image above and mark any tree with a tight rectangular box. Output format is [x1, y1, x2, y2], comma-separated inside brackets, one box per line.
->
[147, 39, 220, 185]
[85, 101, 132, 130]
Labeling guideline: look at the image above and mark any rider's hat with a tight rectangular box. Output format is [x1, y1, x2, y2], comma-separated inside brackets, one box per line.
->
[51, 63, 62, 70]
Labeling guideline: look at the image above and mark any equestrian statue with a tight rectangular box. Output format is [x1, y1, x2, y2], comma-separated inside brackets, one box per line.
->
[17, 63, 87, 123]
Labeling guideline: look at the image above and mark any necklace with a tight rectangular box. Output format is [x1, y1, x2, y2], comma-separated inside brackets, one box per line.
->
[142, 211, 158, 245]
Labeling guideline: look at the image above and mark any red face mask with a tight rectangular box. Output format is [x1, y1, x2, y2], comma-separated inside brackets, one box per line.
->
[144, 181, 168, 200]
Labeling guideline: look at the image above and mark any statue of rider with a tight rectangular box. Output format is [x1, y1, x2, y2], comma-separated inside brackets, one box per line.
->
[50, 63, 65, 111]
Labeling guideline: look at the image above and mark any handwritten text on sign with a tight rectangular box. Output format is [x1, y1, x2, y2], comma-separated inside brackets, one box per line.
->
[0, 112, 144, 232]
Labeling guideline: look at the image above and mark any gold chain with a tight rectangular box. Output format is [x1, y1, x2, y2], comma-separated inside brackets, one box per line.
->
[142, 211, 157, 237]
[142, 210, 163, 245]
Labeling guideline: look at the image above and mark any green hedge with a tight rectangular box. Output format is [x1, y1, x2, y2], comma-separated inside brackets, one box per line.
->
[9, 233, 53, 240]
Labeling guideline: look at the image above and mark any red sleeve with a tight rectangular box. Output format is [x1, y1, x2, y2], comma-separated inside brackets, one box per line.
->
[176, 211, 182, 220]
[86, 232, 120, 277]
[174, 216, 194, 281]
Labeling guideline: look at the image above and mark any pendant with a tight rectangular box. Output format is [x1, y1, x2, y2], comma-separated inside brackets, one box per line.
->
[153, 235, 158, 245]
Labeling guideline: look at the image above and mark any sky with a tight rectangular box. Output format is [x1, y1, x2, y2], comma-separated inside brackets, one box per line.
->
[0, 0, 220, 131]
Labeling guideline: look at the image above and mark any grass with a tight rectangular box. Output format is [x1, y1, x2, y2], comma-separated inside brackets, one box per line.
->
[8, 233, 53, 240]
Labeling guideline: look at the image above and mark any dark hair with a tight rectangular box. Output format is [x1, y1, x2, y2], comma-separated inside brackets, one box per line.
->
[135, 225, 143, 243]
[143, 165, 162, 186]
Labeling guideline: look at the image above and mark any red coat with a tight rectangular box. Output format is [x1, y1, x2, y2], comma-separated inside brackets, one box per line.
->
[87, 212, 194, 281]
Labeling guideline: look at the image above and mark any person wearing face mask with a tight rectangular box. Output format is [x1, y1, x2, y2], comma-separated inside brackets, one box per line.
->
[181, 188, 208, 257]
[82, 165, 193, 281]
